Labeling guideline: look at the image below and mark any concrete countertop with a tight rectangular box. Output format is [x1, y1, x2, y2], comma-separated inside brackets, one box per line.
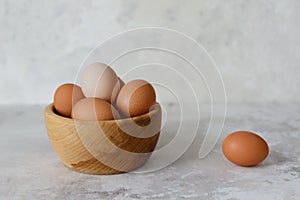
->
[0, 104, 299, 200]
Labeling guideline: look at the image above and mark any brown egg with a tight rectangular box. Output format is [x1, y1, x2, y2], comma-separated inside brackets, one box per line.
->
[71, 98, 119, 120]
[116, 79, 156, 117]
[54, 83, 85, 118]
[222, 131, 269, 167]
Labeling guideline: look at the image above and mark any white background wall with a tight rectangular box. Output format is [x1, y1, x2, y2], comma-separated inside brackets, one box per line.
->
[1, 0, 299, 104]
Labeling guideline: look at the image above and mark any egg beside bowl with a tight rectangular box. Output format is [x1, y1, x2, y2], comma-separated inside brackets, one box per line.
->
[45, 63, 161, 174]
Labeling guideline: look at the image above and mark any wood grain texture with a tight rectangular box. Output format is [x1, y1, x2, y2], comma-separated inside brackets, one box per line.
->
[44, 103, 161, 175]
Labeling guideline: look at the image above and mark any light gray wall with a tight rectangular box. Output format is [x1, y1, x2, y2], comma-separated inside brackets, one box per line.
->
[1, 0, 299, 104]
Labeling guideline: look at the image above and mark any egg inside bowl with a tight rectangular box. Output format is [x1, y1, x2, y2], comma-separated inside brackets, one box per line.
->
[44, 103, 161, 175]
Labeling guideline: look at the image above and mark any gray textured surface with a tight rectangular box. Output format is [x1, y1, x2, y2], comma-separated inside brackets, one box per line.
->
[0, 104, 299, 200]
[1, 0, 300, 104]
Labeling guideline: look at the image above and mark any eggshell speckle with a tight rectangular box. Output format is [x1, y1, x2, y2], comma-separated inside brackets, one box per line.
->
[71, 98, 119, 120]
[222, 131, 269, 167]
[80, 63, 119, 102]
[54, 83, 85, 118]
[116, 79, 156, 117]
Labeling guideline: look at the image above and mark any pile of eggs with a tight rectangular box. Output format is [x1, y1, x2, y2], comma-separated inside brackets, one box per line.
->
[53, 63, 156, 120]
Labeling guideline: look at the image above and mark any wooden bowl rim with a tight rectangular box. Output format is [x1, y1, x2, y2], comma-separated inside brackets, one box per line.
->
[45, 102, 161, 123]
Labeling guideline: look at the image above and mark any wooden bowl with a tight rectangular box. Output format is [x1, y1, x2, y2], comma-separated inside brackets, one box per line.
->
[44, 103, 161, 175]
